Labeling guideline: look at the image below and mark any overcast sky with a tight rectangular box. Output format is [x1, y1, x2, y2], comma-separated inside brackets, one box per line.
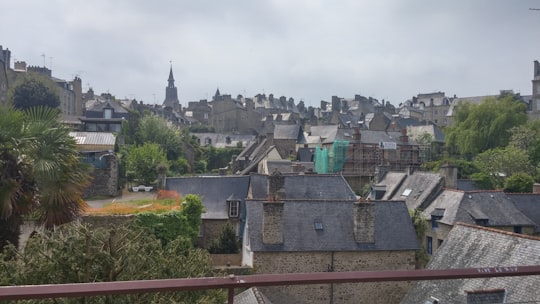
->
[2, 0, 540, 107]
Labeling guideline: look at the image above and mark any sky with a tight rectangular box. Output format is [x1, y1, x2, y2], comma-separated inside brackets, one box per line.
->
[2, 0, 540, 108]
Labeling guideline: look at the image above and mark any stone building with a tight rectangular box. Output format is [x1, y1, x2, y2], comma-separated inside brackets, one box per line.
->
[421, 190, 535, 256]
[401, 223, 540, 304]
[163, 65, 181, 112]
[0, 45, 10, 104]
[528, 60, 540, 120]
[242, 173, 419, 304]
[210, 91, 261, 134]
[164, 176, 250, 249]
[70, 131, 119, 197]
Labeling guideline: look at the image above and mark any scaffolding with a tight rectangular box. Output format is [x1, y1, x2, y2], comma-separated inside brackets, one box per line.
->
[314, 140, 349, 174]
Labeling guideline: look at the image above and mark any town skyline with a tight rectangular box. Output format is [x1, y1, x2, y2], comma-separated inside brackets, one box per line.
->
[2, 0, 540, 107]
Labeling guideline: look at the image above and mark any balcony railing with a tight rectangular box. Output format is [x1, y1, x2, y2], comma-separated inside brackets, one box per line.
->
[1, 266, 540, 303]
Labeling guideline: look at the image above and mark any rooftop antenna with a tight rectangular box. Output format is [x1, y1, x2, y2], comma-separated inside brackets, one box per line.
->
[48, 56, 53, 70]
[41, 53, 46, 67]
[530, 8, 540, 10]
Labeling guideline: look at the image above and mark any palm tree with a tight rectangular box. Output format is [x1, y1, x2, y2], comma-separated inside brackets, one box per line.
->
[0, 105, 91, 249]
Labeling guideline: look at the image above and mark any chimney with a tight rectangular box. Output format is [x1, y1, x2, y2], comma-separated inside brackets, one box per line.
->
[439, 163, 457, 189]
[262, 202, 284, 244]
[353, 201, 375, 243]
[268, 170, 285, 200]
[400, 128, 409, 143]
[352, 127, 361, 141]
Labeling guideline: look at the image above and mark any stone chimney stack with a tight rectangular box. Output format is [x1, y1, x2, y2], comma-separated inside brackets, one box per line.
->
[353, 201, 375, 243]
[262, 202, 284, 244]
[439, 163, 457, 189]
[352, 128, 361, 141]
[268, 170, 285, 200]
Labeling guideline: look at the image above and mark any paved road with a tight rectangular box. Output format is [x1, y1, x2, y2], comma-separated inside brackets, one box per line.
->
[85, 191, 156, 209]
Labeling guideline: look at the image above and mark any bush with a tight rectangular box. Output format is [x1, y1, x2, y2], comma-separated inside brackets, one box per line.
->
[504, 172, 534, 193]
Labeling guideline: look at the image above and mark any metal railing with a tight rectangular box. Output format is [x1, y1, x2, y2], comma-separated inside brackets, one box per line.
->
[1, 266, 540, 303]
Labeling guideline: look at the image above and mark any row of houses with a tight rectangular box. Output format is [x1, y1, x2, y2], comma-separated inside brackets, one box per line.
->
[157, 167, 540, 304]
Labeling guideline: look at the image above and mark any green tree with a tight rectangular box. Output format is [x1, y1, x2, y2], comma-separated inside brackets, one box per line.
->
[470, 172, 496, 190]
[504, 172, 534, 193]
[182, 194, 204, 244]
[208, 222, 239, 254]
[0, 223, 226, 303]
[0, 106, 92, 249]
[8, 73, 60, 110]
[445, 95, 527, 156]
[135, 115, 183, 161]
[474, 146, 532, 188]
[125, 143, 167, 185]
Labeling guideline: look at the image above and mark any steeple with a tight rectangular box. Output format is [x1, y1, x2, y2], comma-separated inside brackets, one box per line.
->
[163, 64, 180, 110]
[167, 65, 175, 88]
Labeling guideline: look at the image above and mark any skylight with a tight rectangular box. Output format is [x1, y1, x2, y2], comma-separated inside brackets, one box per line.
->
[402, 189, 412, 196]
[314, 221, 324, 230]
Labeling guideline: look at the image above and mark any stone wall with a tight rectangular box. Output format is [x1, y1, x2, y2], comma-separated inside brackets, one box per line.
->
[83, 155, 119, 198]
[254, 250, 416, 304]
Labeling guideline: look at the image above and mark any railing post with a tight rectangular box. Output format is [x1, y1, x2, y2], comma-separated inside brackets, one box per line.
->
[228, 287, 234, 304]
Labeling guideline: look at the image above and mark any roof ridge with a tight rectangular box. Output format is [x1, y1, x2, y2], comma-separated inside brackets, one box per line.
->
[456, 222, 540, 241]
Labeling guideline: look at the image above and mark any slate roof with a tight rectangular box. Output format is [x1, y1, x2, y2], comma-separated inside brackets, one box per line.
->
[165, 176, 250, 219]
[422, 190, 536, 227]
[246, 200, 419, 252]
[400, 223, 540, 304]
[234, 287, 273, 304]
[273, 124, 303, 141]
[192, 133, 256, 148]
[248, 174, 357, 200]
[333, 129, 407, 145]
[86, 99, 128, 113]
[388, 171, 444, 210]
[407, 124, 445, 143]
[377, 172, 407, 200]
[309, 125, 338, 143]
[508, 193, 540, 233]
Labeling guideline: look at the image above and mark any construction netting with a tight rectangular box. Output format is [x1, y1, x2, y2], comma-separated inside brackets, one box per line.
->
[314, 140, 349, 174]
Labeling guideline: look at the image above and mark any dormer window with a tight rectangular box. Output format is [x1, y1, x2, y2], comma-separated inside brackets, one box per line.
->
[475, 219, 489, 226]
[226, 136, 231, 144]
[228, 200, 240, 218]
[104, 108, 113, 119]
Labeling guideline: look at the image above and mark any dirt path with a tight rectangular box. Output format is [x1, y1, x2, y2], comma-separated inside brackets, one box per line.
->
[84, 190, 156, 209]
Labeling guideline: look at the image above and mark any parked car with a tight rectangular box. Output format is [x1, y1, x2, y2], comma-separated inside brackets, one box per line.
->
[132, 185, 153, 192]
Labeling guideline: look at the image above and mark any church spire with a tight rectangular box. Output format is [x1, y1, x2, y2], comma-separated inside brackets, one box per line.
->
[167, 64, 175, 88]
[163, 64, 180, 110]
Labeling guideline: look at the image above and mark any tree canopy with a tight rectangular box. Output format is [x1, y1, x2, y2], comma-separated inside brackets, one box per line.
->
[0, 223, 226, 303]
[8, 73, 60, 110]
[124, 142, 167, 185]
[445, 95, 527, 156]
[0, 105, 91, 249]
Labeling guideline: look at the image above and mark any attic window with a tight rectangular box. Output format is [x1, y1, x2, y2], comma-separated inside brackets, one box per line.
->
[314, 220, 323, 230]
[475, 219, 489, 227]
[228, 200, 239, 218]
[402, 189, 412, 197]
[104, 108, 113, 119]
[466, 288, 506, 304]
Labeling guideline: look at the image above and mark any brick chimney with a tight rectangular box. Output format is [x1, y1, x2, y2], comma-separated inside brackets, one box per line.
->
[399, 128, 409, 143]
[353, 201, 375, 243]
[262, 202, 284, 244]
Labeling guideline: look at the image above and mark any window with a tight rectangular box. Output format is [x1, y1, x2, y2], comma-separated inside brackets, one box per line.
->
[514, 226, 522, 234]
[104, 108, 113, 119]
[431, 216, 439, 229]
[228, 200, 239, 217]
[475, 219, 489, 226]
[427, 236, 433, 255]
[402, 189, 412, 196]
[314, 220, 323, 230]
[438, 239, 443, 248]
[226, 136, 231, 144]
